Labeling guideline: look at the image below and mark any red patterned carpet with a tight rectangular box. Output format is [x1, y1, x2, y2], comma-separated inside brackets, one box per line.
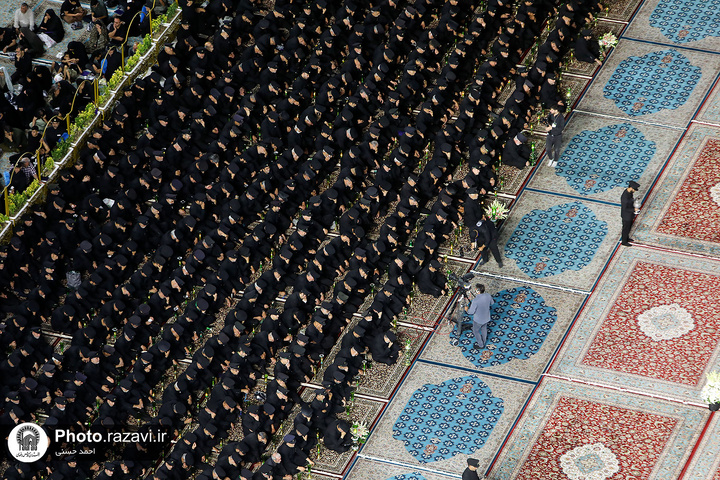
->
[656, 138, 720, 243]
[582, 262, 720, 385]
[514, 397, 677, 480]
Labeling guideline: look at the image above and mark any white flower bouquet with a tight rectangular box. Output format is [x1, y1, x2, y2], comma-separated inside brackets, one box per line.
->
[351, 421, 370, 444]
[484, 198, 509, 221]
[599, 32, 618, 51]
[701, 371, 720, 407]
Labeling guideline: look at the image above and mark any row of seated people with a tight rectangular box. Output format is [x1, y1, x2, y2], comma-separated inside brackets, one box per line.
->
[1, 1, 493, 478]
[244, 0, 601, 476]
[0, 0, 601, 478]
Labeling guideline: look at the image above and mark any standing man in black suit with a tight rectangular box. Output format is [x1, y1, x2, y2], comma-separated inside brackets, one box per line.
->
[621, 181, 640, 246]
[473, 214, 503, 268]
[545, 105, 565, 167]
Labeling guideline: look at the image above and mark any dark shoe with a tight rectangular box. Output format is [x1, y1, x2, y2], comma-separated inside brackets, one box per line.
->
[621, 242, 632, 246]
[628, 238, 635, 242]
[473, 343, 482, 350]
[497, 261, 504, 268]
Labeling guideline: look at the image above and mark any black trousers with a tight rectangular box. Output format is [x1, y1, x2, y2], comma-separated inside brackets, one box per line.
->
[621, 218, 633, 243]
[546, 134, 562, 161]
[481, 240, 502, 264]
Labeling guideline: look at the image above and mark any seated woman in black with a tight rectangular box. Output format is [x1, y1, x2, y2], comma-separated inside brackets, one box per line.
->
[37, 9, 65, 43]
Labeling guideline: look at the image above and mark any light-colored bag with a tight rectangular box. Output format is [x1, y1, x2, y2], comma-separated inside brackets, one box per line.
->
[37, 32, 57, 49]
[66, 270, 81, 290]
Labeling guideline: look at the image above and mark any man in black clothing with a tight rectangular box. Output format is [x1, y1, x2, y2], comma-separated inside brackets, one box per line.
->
[323, 419, 353, 453]
[463, 458, 482, 480]
[621, 181, 640, 246]
[544, 105, 565, 167]
[416, 259, 447, 297]
[575, 28, 603, 66]
[8, 161, 29, 194]
[502, 132, 530, 169]
[474, 215, 503, 268]
[540, 73, 562, 110]
[369, 332, 400, 365]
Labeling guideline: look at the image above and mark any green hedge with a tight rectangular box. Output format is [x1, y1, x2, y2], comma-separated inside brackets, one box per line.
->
[5, 179, 41, 217]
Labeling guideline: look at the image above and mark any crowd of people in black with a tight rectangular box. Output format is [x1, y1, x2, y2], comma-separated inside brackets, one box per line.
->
[1, 0, 168, 196]
[0, 0, 602, 478]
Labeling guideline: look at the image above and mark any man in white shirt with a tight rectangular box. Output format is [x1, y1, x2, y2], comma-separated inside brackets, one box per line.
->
[14, 3, 34, 29]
